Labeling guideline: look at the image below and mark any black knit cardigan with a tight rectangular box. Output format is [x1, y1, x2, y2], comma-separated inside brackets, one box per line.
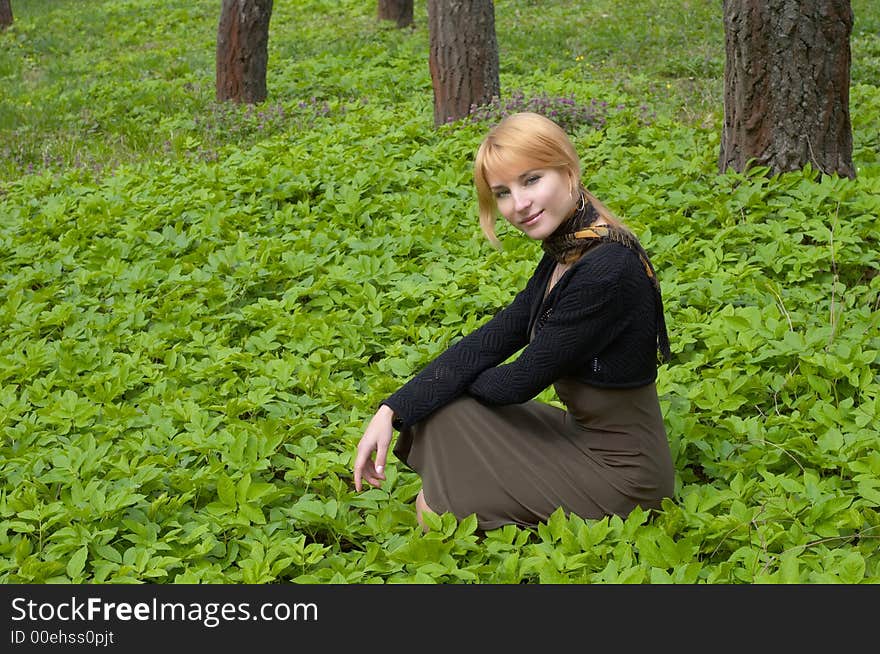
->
[381, 240, 670, 431]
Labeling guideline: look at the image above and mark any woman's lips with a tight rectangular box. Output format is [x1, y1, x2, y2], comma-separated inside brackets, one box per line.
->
[522, 211, 543, 226]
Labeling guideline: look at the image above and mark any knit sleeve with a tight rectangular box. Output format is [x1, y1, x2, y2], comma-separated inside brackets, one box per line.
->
[466, 244, 638, 404]
[381, 256, 552, 430]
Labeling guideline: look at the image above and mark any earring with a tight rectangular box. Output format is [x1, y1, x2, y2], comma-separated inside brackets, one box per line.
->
[577, 191, 586, 212]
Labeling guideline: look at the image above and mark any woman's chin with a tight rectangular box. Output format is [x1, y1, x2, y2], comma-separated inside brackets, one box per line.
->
[523, 225, 553, 241]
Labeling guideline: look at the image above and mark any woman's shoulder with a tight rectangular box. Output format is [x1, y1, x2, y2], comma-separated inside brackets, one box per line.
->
[570, 239, 645, 280]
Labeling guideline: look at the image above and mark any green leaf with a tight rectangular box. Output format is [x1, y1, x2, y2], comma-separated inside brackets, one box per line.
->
[817, 428, 844, 453]
[421, 511, 443, 533]
[837, 552, 866, 583]
[547, 507, 569, 542]
[856, 479, 880, 506]
[577, 519, 611, 549]
[236, 473, 252, 504]
[238, 502, 266, 525]
[778, 551, 802, 583]
[217, 475, 237, 507]
[454, 513, 478, 538]
[67, 545, 88, 579]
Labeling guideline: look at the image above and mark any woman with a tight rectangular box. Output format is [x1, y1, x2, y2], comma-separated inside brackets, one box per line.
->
[353, 112, 674, 531]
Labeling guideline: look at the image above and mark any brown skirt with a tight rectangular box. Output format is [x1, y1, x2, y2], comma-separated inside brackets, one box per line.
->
[392, 378, 674, 531]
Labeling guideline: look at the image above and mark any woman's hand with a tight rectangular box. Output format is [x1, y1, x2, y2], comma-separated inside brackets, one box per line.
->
[353, 404, 395, 492]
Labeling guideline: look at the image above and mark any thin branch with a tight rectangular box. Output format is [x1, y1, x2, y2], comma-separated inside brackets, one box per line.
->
[805, 134, 830, 177]
[748, 438, 806, 474]
[757, 526, 880, 578]
[765, 282, 794, 331]
[707, 505, 766, 561]
[827, 202, 841, 348]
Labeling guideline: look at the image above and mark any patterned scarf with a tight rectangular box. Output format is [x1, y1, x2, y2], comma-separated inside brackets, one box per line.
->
[542, 196, 672, 362]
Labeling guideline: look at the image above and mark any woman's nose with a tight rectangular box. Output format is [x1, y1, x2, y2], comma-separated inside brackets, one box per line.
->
[512, 189, 531, 211]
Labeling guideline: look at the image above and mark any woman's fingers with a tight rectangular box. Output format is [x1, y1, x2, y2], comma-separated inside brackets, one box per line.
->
[353, 410, 394, 491]
[374, 438, 389, 476]
[353, 445, 371, 492]
[355, 461, 384, 491]
[353, 439, 383, 491]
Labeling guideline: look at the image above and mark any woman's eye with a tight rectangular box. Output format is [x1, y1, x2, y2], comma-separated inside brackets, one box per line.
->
[494, 189, 510, 198]
[525, 175, 541, 185]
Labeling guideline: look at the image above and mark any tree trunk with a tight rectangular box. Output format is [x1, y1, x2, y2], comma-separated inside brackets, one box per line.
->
[427, 0, 500, 126]
[216, 0, 273, 104]
[719, 0, 854, 178]
[377, 0, 413, 28]
[0, 0, 13, 31]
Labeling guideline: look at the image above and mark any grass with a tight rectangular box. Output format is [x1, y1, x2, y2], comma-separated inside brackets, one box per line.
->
[1, 1, 877, 180]
[0, 0, 878, 584]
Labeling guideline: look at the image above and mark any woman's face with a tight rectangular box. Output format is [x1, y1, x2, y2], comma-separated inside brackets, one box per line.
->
[487, 166, 577, 241]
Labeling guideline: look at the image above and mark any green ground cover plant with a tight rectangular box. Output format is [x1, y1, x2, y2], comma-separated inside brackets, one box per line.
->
[0, 0, 878, 583]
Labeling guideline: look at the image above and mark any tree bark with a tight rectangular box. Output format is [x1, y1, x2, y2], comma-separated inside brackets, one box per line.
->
[216, 0, 273, 104]
[0, 0, 13, 31]
[427, 0, 500, 126]
[377, 0, 413, 28]
[719, 0, 854, 178]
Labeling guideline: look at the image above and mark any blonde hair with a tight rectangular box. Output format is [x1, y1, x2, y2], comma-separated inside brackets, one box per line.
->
[473, 112, 622, 247]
